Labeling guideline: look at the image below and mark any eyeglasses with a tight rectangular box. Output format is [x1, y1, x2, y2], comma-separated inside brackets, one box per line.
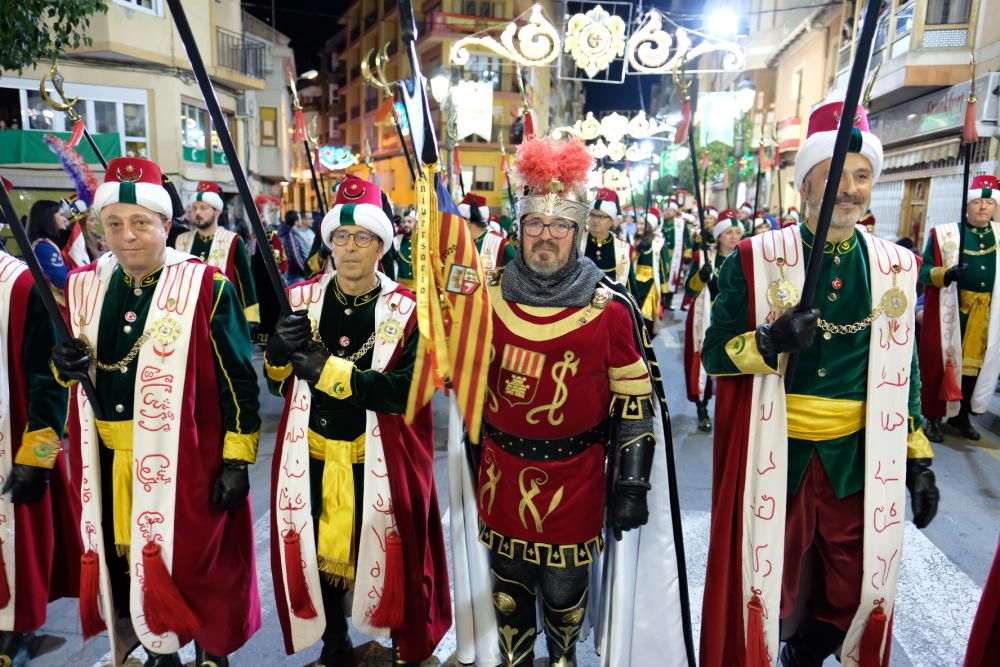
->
[331, 229, 378, 247]
[522, 219, 577, 239]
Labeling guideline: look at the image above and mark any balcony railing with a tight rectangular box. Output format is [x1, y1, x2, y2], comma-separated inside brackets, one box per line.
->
[424, 11, 510, 36]
[216, 28, 268, 79]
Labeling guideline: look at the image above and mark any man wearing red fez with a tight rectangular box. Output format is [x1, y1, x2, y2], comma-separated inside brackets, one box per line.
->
[0, 175, 81, 662]
[50, 157, 262, 667]
[459, 191, 515, 281]
[173, 180, 260, 334]
[700, 101, 939, 667]
[264, 175, 450, 665]
[583, 187, 638, 294]
[919, 174, 1000, 443]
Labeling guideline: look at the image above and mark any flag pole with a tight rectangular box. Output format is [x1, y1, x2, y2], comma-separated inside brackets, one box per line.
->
[165, 0, 289, 314]
[0, 181, 104, 418]
[784, 0, 883, 390]
[958, 53, 978, 263]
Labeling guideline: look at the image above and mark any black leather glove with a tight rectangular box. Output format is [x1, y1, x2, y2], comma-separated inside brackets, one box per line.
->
[51, 338, 91, 382]
[609, 484, 650, 540]
[943, 264, 966, 287]
[756, 307, 819, 356]
[266, 311, 312, 366]
[289, 341, 332, 386]
[2, 464, 51, 504]
[248, 322, 260, 342]
[211, 460, 250, 511]
[906, 458, 939, 529]
[698, 262, 713, 283]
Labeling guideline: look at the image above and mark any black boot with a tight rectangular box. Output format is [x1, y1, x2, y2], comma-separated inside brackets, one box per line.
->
[779, 618, 845, 667]
[392, 641, 421, 666]
[0, 631, 31, 665]
[924, 417, 943, 443]
[947, 415, 981, 440]
[696, 401, 712, 433]
[194, 643, 229, 667]
[315, 628, 353, 666]
[542, 588, 587, 666]
[663, 292, 675, 311]
[491, 569, 538, 666]
[144, 651, 183, 667]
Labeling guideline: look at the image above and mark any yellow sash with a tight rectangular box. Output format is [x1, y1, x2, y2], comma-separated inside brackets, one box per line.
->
[786, 394, 865, 441]
[96, 419, 135, 552]
[635, 264, 654, 282]
[960, 289, 992, 375]
[307, 430, 365, 586]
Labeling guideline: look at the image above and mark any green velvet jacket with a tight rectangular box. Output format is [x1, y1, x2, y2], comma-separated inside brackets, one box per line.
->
[188, 233, 259, 321]
[266, 278, 417, 442]
[25, 286, 67, 436]
[702, 226, 923, 497]
[684, 249, 730, 301]
[91, 266, 261, 461]
[583, 234, 639, 296]
[393, 235, 414, 283]
[919, 222, 996, 293]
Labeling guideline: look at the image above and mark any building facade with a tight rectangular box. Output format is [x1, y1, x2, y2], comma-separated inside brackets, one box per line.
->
[0, 0, 293, 226]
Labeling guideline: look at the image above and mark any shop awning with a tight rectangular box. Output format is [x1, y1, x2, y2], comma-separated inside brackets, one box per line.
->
[882, 136, 961, 171]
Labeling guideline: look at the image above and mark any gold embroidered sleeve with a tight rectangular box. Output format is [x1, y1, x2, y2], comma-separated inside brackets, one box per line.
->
[315, 355, 355, 399]
[906, 428, 934, 459]
[223, 430, 260, 463]
[608, 358, 653, 396]
[929, 266, 947, 289]
[15, 427, 62, 469]
[724, 331, 779, 375]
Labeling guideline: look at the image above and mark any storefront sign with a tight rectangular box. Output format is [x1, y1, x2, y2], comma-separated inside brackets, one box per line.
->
[869, 72, 999, 146]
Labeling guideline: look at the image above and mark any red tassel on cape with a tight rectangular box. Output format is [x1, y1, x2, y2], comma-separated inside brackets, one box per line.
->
[745, 594, 770, 667]
[369, 532, 405, 629]
[942, 359, 963, 401]
[283, 532, 318, 619]
[523, 109, 535, 141]
[80, 550, 105, 638]
[141, 542, 201, 637]
[674, 99, 691, 145]
[68, 119, 86, 148]
[0, 540, 11, 609]
[964, 98, 979, 144]
[293, 109, 306, 143]
[859, 603, 889, 667]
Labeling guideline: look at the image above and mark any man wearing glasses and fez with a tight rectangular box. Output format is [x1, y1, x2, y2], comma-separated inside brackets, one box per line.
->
[450, 137, 693, 667]
[264, 176, 450, 666]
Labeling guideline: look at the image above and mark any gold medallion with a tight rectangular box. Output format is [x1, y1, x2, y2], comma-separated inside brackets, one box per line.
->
[150, 316, 181, 345]
[377, 319, 403, 344]
[881, 287, 908, 318]
[767, 279, 799, 310]
[590, 287, 611, 310]
[943, 240, 958, 255]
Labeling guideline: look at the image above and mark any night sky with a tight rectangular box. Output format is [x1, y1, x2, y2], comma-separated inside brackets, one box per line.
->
[246, 0, 708, 114]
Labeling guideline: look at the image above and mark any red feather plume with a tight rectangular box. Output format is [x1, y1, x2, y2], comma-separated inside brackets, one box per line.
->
[515, 137, 593, 195]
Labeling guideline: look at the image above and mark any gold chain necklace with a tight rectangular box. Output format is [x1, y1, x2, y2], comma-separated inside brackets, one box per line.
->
[94, 333, 151, 373]
[817, 306, 884, 335]
[309, 324, 377, 363]
[964, 245, 997, 256]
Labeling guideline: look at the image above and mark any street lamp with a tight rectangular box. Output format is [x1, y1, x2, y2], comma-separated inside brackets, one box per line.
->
[299, 69, 319, 81]
[736, 77, 756, 114]
[430, 67, 451, 105]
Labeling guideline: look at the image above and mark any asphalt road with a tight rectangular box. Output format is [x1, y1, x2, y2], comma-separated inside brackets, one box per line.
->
[30, 312, 998, 666]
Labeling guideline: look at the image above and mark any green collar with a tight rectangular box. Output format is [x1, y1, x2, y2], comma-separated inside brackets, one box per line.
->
[800, 224, 859, 255]
[119, 265, 163, 288]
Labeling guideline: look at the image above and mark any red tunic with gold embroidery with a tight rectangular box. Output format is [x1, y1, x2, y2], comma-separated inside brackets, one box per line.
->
[477, 284, 652, 548]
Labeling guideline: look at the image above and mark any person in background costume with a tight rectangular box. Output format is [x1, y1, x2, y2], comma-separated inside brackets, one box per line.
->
[51, 157, 262, 667]
[460, 192, 515, 282]
[0, 230, 81, 664]
[457, 136, 692, 667]
[699, 102, 939, 667]
[172, 181, 260, 333]
[26, 200, 70, 302]
[633, 208, 664, 335]
[918, 174, 1000, 443]
[581, 187, 638, 295]
[683, 209, 742, 433]
[390, 208, 417, 289]
[659, 199, 686, 312]
[265, 175, 450, 666]
[782, 207, 801, 228]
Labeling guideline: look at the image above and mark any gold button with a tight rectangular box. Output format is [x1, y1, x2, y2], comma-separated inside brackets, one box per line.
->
[115, 404, 125, 413]
[823, 331, 833, 340]
[123, 325, 132, 334]
[133, 288, 142, 296]
[817, 368, 828, 377]
[319, 418, 327, 426]
[828, 292, 838, 302]
[833, 256, 841, 265]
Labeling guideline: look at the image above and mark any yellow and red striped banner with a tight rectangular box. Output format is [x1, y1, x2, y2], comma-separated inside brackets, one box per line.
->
[405, 164, 492, 442]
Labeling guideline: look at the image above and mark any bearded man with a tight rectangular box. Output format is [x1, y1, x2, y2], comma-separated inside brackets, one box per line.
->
[173, 181, 259, 332]
[453, 137, 693, 667]
[700, 102, 939, 667]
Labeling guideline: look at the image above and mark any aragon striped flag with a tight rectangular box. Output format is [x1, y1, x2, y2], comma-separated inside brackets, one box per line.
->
[405, 166, 493, 442]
